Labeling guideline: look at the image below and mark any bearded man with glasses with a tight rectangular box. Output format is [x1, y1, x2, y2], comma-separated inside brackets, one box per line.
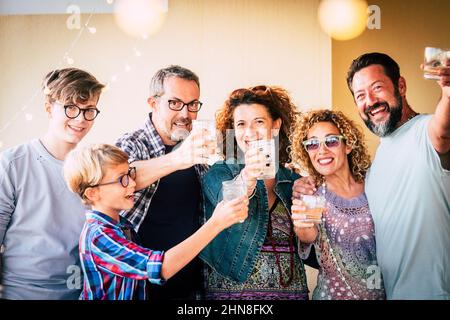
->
[116, 65, 214, 301]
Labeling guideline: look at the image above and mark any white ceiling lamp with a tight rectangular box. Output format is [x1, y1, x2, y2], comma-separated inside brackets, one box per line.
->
[318, 0, 368, 41]
[114, 0, 168, 38]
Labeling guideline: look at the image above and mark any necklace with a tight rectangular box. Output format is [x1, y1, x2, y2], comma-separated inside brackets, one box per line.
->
[320, 182, 359, 299]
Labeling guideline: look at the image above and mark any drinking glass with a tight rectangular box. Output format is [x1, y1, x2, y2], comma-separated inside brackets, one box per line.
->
[299, 195, 326, 223]
[192, 119, 223, 165]
[222, 179, 247, 223]
[423, 47, 450, 80]
[248, 139, 277, 180]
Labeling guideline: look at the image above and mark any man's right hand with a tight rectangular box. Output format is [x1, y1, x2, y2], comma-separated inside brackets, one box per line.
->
[170, 128, 216, 170]
[292, 176, 316, 199]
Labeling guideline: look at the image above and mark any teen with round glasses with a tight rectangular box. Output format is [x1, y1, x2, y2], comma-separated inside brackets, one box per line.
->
[0, 68, 105, 299]
[289, 109, 385, 300]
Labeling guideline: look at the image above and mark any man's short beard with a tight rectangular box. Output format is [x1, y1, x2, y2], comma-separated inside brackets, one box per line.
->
[364, 91, 403, 137]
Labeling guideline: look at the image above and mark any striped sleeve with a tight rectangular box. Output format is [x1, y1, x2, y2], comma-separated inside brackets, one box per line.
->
[91, 226, 165, 284]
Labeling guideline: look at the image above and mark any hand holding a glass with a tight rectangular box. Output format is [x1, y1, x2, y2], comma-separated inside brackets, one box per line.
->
[172, 120, 219, 169]
[191, 120, 223, 165]
[423, 47, 450, 85]
[211, 191, 249, 229]
[239, 139, 277, 195]
[291, 195, 326, 243]
[171, 128, 211, 169]
[221, 180, 249, 223]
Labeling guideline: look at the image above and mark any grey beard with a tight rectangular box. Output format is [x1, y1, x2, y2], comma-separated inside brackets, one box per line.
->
[365, 119, 392, 137]
[365, 93, 403, 137]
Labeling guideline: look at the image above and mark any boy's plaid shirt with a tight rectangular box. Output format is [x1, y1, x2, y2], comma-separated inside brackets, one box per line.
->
[79, 210, 164, 300]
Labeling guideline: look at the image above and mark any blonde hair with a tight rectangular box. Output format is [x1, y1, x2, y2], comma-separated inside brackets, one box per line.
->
[290, 109, 371, 186]
[63, 144, 129, 205]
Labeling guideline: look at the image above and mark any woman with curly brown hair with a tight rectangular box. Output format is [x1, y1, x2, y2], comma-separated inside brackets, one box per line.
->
[290, 109, 385, 300]
[199, 85, 309, 300]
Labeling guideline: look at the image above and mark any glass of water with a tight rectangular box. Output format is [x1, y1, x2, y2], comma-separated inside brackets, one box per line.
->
[192, 119, 223, 165]
[423, 47, 450, 80]
[222, 179, 247, 223]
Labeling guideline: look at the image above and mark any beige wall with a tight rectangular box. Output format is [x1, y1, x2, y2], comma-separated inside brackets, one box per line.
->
[332, 0, 450, 158]
[0, 0, 331, 151]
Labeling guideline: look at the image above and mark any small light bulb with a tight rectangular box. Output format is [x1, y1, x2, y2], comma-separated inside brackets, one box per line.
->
[66, 56, 74, 65]
[106, 0, 114, 4]
[134, 48, 142, 57]
[25, 113, 33, 121]
[125, 64, 131, 72]
[111, 75, 118, 82]
[88, 27, 97, 34]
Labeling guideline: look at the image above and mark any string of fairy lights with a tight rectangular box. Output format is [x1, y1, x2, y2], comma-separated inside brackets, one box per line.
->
[0, 0, 168, 150]
[0, 12, 98, 150]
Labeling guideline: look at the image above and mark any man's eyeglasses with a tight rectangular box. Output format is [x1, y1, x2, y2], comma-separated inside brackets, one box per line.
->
[167, 99, 203, 112]
[90, 167, 136, 188]
[57, 102, 100, 121]
[302, 135, 345, 152]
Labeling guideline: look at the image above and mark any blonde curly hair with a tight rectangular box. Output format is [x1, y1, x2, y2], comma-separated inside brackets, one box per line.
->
[290, 109, 371, 186]
[215, 85, 299, 166]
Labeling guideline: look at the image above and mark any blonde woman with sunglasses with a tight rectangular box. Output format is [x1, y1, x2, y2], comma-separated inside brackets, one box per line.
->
[289, 109, 385, 300]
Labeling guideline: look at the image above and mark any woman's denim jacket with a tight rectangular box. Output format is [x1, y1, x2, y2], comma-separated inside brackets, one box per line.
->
[199, 161, 300, 283]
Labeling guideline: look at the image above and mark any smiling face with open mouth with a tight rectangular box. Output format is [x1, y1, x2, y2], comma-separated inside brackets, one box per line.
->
[149, 77, 200, 145]
[306, 121, 352, 178]
[232, 103, 281, 154]
[92, 162, 137, 218]
[352, 64, 405, 137]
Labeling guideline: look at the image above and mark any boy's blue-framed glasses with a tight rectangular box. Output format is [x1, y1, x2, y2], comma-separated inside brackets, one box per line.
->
[302, 135, 345, 152]
[90, 167, 136, 188]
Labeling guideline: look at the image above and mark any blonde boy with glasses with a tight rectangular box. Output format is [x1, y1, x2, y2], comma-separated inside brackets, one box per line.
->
[63, 144, 248, 300]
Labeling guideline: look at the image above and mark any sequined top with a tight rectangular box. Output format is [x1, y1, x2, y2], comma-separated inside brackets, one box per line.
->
[305, 186, 386, 300]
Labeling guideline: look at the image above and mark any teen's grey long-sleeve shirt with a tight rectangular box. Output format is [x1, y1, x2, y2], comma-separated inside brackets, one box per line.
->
[0, 139, 85, 300]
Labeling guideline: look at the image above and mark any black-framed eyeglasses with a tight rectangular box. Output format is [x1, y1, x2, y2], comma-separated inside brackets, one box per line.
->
[59, 103, 100, 121]
[167, 99, 203, 112]
[90, 167, 136, 188]
[302, 135, 345, 152]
